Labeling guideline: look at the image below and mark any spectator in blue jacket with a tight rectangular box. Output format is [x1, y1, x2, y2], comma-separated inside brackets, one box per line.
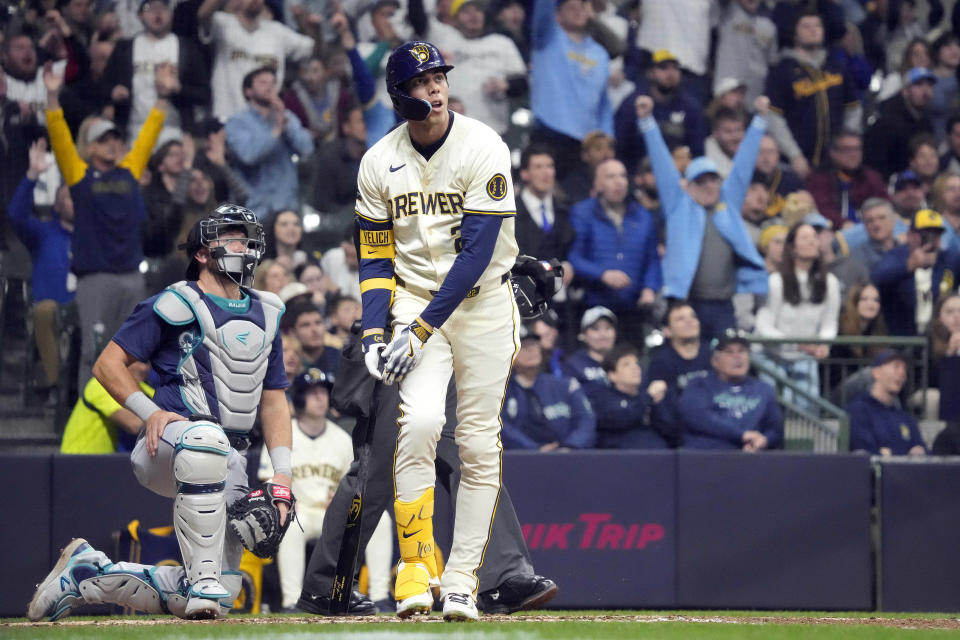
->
[587, 344, 669, 449]
[528, 0, 612, 180]
[225, 66, 314, 220]
[678, 329, 784, 451]
[9, 140, 75, 402]
[568, 158, 661, 342]
[872, 209, 960, 335]
[647, 301, 712, 447]
[561, 306, 617, 389]
[502, 324, 596, 451]
[615, 49, 709, 175]
[848, 350, 927, 456]
[638, 93, 769, 341]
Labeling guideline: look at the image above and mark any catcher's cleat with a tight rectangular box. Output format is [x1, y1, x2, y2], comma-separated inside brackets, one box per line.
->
[477, 574, 558, 615]
[182, 578, 230, 619]
[27, 538, 98, 622]
[395, 562, 433, 619]
[442, 592, 478, 622]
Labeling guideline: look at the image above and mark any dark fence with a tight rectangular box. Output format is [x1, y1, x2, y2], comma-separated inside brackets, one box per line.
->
[3, 451, 959, 616]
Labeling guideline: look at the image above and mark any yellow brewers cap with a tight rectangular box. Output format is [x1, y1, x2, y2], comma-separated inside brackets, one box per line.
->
[912, 209, 945, 231]
[759, 224, 788, 252]
[652, 49, 679, 65]
[450, 0, 481, 16]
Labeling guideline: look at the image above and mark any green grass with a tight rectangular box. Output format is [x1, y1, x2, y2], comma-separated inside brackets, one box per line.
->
[2, 611, 959, 639]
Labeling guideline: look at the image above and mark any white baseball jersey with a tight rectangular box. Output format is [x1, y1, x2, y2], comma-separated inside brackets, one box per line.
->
[206, 12, 314, 121]
[355, 113, 519, 293]
[258, 419, 352, 511]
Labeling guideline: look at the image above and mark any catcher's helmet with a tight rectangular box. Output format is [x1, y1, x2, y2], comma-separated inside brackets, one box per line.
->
[291, 367, 334, 412]
[386, 41, 454, 121]
[182, 204, 265, 288]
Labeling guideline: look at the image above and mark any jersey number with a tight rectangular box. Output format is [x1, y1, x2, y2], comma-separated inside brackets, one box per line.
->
[451, 225, 463, 254]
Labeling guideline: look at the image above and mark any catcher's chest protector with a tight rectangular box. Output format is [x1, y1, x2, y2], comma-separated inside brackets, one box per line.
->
[154, 282, 284, 433]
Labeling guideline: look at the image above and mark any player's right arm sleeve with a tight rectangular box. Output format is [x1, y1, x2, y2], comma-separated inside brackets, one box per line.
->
[110, 296, 168, 363]
[639, 116, 685, 216]
[531, 0, 558, 48]
[45, 108, 87, 186]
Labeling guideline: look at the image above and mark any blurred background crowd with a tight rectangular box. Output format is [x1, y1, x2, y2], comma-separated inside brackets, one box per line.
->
[3, 0, 960, 459]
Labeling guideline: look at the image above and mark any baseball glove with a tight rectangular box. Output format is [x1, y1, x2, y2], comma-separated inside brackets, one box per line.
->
[227, 483, 296, 558]
[511, 256, 564, 319]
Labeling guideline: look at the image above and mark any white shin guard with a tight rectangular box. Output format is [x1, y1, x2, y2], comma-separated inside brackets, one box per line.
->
[173, 422, 231, 601]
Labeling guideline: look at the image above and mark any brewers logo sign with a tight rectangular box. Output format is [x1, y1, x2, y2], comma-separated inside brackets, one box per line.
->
[410, 44, 431, 63]
[486, 173, 508, 201]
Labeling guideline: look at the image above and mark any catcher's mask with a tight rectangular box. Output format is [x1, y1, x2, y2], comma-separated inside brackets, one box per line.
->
[182, 204, 265, 288]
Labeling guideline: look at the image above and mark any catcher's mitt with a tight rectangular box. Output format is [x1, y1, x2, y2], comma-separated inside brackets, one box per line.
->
[511, 256, 564, 319]
[227, 483, 296, 558]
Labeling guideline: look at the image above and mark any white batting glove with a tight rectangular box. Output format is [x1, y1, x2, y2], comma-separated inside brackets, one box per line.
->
[364, 342, 387, 380]
[381, 319, 433, 385]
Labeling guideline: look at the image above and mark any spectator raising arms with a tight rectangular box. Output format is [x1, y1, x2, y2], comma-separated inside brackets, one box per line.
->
[638, 93, 769, 341]
[45, 61, 173, 389]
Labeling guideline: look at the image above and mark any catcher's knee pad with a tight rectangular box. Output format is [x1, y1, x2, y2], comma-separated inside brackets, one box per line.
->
[394, 487, 438, 578]
[174, 421, 230, 592]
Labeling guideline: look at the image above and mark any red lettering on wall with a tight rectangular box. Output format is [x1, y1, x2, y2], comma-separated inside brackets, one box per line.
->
[543, 524, 573, 549]
[579, 513, 612, 548]
[597, 524, 625, 549]
[636, 523, 664, 549]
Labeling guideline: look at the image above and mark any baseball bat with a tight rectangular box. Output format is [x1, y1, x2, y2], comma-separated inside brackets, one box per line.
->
[329, 380, 381, 614]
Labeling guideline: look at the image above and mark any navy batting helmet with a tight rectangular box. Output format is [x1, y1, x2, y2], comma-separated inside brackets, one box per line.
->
[291, 367, 334, 412]
[386, 41, 454, 121]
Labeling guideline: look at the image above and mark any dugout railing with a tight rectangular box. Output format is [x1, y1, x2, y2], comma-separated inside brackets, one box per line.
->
[746, 335, 932, 453]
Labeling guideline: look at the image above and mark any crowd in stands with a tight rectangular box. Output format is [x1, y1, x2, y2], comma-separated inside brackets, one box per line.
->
[6, 0, 960, 457]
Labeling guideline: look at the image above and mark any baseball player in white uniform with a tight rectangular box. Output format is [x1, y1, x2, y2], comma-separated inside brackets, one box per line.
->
[259, 368, 392, 610]
[356, 41, 520, 621]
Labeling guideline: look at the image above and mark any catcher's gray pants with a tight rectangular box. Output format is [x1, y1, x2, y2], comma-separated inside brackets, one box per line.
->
[130, 422, 249, 572]
[300, 377, 534, 600]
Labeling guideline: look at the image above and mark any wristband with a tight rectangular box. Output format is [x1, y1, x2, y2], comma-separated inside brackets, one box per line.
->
[361, 329, 385, 352]
[409, 318, 433, 343]
[269, 446, 292, 478]
[125, 390, 161, 423]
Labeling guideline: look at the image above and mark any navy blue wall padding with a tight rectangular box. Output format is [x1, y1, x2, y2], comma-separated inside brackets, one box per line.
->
[675, 452, 874, 610]
[879, 460, 960, 612]
[50, 455, 172, 558]
[505, 451, 677, 608]
[4, 454, 52, 616]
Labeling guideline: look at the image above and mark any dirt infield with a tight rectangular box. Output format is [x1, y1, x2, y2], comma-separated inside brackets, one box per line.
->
[4, 614, 960, 630]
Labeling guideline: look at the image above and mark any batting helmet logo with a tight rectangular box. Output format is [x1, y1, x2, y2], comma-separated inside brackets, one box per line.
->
[410, 44, 431, 63]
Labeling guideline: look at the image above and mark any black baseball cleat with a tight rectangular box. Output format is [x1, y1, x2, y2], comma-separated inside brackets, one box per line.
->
[296, 589, 378, 616]
[476, 574, 558, 615]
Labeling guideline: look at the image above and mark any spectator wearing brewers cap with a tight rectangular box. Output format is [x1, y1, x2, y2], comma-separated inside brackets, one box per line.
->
[636, 93, 769, 342]
[677, 329, 783, 451]
[872, 209, 960, 336]
[561, 306, 617, 389]
[502, 324, 596, 451]
[848, 350, 927, 456]
[614, 49, 708, 176]
[864, 67, 937, 178]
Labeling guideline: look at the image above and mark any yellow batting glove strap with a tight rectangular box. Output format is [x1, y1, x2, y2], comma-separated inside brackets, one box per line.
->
[409, 318, 433, 344]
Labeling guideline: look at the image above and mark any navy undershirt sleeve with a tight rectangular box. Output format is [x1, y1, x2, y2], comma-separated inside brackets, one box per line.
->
[419, 213, 503, 329]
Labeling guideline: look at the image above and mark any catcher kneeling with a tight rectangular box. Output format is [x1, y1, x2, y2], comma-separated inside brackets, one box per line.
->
[27, 206, 296, 621]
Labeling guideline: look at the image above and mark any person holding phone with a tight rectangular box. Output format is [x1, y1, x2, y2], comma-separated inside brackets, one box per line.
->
[872, 209, 960, 336]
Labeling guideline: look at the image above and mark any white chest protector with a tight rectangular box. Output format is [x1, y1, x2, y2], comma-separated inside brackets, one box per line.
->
[153, 281, 284, 433]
